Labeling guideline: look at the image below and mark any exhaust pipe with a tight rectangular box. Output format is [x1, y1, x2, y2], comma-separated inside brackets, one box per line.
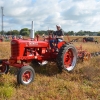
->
[30, 21, 34, 39]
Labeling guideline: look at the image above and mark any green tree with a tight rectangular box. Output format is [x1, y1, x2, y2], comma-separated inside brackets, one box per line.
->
[35, 30, 47, 35]
[6, 30, 19, 35]
[97, 32, 100, 36]
[21, 31, 30, 36]
[0, 31, 2, 34]
[0, 31, 5, 35]
[76, 30, 85, 36]
[67, 31, 74, 35]
[6, 31, 11, 35]
[12, 30, 19, 35]
[20, 28, 30, 36]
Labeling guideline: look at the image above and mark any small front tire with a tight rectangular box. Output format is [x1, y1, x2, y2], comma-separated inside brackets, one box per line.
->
[17, 66, 35, 85]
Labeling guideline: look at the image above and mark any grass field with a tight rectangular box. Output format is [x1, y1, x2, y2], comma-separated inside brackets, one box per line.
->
[0, 36, 100, 100]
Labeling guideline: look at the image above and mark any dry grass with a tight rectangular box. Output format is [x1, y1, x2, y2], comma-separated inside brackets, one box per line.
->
[0, 42, 11, 59]
[0, 37, 100, 100]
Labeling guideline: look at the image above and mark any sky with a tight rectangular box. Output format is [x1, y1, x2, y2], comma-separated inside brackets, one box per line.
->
[0, 0, 100, 32]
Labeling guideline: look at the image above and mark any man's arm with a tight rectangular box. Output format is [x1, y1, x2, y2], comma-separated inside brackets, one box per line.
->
[56, 35, 63, 39]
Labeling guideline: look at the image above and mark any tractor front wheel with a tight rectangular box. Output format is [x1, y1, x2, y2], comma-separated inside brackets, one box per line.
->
[57, 44, 77, 72]
[17, 66, 35, 85]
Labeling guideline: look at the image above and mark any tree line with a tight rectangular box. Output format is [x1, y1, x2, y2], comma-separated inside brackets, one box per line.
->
[0, 28, 30, 36]
[0, 28, 100, 36]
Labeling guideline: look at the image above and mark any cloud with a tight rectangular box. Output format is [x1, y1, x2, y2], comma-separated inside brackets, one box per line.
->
[0, 0, 100, 32]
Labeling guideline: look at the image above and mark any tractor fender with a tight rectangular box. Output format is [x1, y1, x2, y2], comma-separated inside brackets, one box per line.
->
[57, 41, 66, 49]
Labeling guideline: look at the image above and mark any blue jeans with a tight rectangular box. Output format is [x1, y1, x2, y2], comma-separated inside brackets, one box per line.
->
[49, 38, 63, 48]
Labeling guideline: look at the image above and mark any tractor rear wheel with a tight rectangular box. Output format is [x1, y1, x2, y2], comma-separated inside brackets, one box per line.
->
[57, 44, 77, 72]
[0, 64, 9, 74]
[17, 66, 35, 85]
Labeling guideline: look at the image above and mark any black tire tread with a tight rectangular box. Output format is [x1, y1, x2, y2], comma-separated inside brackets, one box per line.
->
[17, 66, 35, 85]
[57, 43, 77, 72]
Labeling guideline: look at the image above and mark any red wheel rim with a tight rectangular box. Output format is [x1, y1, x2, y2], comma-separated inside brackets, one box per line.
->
[22, 71, 31, 83]
[64, 49, 73, 68]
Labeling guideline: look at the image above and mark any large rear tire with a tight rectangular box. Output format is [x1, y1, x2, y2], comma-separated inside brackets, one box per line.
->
[57, 44, 77, 72]
[17, 66, 35, 85]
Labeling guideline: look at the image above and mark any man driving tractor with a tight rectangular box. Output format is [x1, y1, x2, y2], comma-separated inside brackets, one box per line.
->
[49, 24, 64, 49]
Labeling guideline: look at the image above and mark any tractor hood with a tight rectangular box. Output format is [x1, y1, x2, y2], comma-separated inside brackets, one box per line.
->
[11, 39, 49, 47]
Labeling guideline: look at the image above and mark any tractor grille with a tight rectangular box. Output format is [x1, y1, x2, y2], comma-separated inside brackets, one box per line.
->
[11, 44, 19, 57]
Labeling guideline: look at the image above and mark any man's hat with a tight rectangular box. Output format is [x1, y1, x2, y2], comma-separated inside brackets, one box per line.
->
[56, 24, 61, 28]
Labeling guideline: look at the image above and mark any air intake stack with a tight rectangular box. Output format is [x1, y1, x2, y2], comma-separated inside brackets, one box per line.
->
[30, 21, 34, 39]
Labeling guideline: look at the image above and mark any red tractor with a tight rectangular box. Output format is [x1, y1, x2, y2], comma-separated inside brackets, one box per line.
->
[0, 22, 77, 85]
[0, 36, 77, 85]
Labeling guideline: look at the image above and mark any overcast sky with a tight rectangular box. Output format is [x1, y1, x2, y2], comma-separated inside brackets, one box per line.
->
[0, 0, 100, 32]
